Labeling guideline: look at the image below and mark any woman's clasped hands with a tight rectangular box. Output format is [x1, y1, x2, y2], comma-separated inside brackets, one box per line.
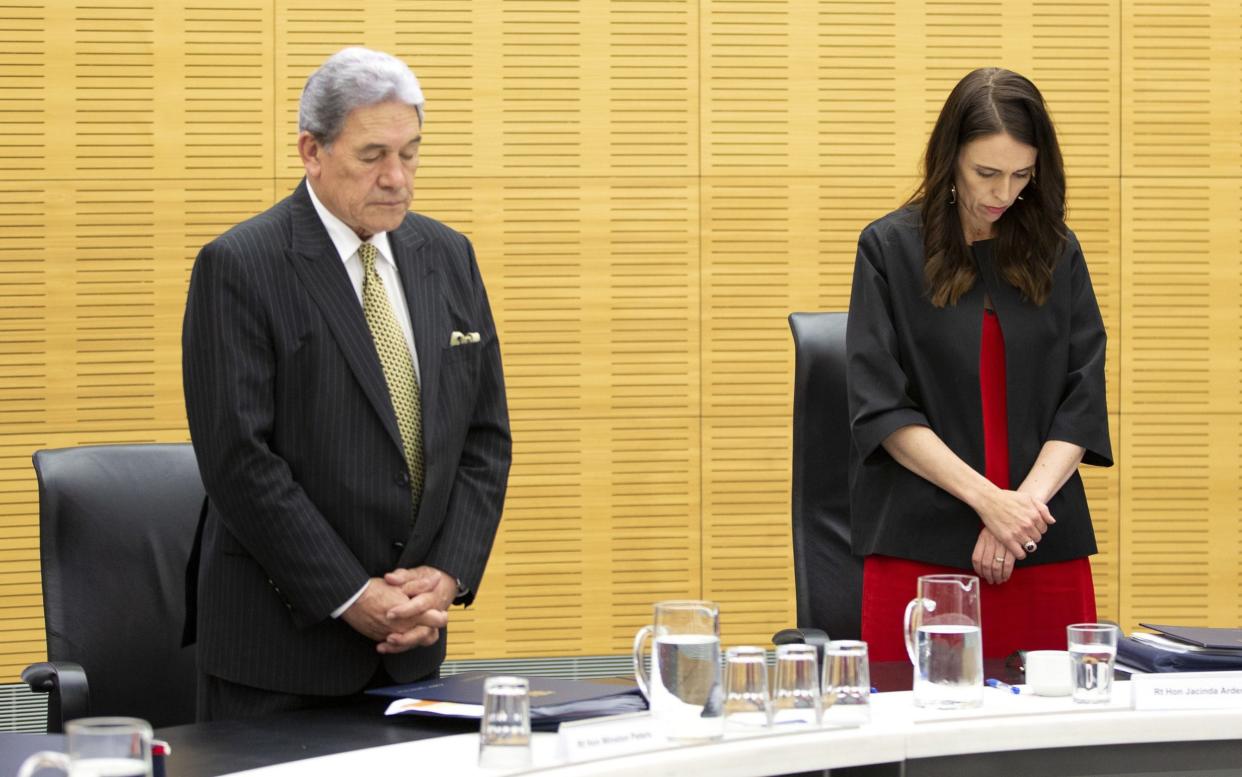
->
[971, 489, 1054, 584]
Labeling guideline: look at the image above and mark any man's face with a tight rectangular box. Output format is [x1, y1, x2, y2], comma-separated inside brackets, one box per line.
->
[298, 100, 422, 239]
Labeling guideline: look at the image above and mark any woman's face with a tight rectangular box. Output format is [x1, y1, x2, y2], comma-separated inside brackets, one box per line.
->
[954, 131, 1037, 240]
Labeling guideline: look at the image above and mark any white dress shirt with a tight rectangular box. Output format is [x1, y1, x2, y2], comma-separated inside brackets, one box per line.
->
[306, 181, 421, 384]
[306, 181, 421, 617]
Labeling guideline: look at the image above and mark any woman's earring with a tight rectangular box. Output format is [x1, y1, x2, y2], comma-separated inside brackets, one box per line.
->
[949, 184, 957, 206]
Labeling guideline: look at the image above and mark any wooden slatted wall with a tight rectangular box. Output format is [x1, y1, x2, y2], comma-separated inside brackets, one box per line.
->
[0, 0, 1238, 678]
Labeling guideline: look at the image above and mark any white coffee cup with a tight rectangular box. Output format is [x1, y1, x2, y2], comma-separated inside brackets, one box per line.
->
[1025, 650, 1072, 696]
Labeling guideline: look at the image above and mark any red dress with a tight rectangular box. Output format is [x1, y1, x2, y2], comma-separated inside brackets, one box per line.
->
[860, 309, 1096, 661]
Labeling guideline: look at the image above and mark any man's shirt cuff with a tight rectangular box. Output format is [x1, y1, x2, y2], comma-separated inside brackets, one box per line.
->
[331, 580, 369, 618]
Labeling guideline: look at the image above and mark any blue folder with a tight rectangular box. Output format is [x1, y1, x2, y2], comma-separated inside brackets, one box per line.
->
[367, 672, 647, 725]
[1118, 636, 1242, 673]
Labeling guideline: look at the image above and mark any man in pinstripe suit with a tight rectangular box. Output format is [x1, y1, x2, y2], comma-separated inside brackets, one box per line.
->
[182, 47, 511, 720]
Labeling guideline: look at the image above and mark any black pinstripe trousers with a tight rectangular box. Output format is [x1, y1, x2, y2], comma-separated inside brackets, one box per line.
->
[196, 663, 435, 722]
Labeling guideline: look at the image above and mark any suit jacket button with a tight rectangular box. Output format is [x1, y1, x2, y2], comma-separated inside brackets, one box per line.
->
[392, 540, 405, 551]
[396, 471, 410, 487]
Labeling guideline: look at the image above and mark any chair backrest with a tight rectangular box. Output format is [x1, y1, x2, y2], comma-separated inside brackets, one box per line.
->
[789, 312, 862, 640]
[33, 443, 203, 727]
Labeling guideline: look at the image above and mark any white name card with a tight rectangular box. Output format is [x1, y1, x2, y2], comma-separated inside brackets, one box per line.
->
[1131, 671, 1242, 710]
[557, 712, 660, 762]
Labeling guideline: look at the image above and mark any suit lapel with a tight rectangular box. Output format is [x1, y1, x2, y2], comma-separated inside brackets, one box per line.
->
[390, 221, 443, 456]
[285, 182, 406, 458]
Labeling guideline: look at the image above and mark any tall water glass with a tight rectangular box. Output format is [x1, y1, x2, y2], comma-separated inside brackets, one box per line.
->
[771, 643, 821, 726]
[478, 676, 532, 768]
[904, 574, 984, 709]
[17, 717, 152, 777]
[723, 646, 770, 729]
[822, 640, 870, 727]
[632, 600, 723, 741]
[1067, 623, 1118, 704]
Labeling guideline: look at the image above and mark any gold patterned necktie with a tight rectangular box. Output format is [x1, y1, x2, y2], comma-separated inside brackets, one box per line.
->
[359, 242, 424, 510]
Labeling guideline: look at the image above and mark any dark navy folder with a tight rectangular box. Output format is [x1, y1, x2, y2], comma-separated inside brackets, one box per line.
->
[1120, 636, 1242, 673]
[367, 672, 646, 724]
[1139, 624, 1242, 651]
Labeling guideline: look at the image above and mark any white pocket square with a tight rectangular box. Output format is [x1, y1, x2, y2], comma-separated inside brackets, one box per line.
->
[450, 330, 481, 346]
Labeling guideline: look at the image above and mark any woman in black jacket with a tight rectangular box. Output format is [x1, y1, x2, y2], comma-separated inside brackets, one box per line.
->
[846, 68, 1113, 661]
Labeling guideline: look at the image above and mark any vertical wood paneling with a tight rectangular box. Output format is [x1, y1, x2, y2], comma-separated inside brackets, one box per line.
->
[605, 0, 697, 174]
[1083, 417, 1122, 621]
[698, 178, 808, 644]
[1121, 182, 1218, 416]
[1119, 176, 1242, 626]
[703, 418, 792, 646]
[482, 418, 588, 657]
[2, 1, 1239, 678]
[1122, 0, 1242, 176]
[274, 1, 367, 177]
[457, 177, 702, 655]
[0, 179, 48, 678]
[810, 180, 909, 311]
[702, 180, 796, 417]
[486, 181, 587, 416]
[0, 186, 46, 431]
[392, 2, 476, 175]
[702, 0, 792, 174]
[498, 0, 583, 173]
[175, 2, 272, 178]
[54, 184, 159, 432]
[0, 5, 45, 179]
[1121, 416, 1215, 624]
[1069, 178, 1122, 413]
[815, 1, 902, 176]
[1067, 177, 1122, 620]
[604, 182, 699, 417]
[1117, 0, 1242, 625]
[921, 1, 1003, 113]
[67, 2, 156, 177]
[1030, 0, 1119, 177]
[604, 418, 701, 652]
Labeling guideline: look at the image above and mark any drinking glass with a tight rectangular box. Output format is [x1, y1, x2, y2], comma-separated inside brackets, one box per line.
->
[904, 574, 984, 709]
[723, 645, 770, 729]
[17, 717, 152, 777]
[478, 676, 532, 768]
[632, 600, 723, 741]
[1067, 623, 1118, 704]
[822, 640, 870, 727]
[771, 643, 821, 726]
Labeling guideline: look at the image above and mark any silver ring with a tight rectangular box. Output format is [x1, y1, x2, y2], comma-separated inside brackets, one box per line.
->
[1024, 541, 1038, 553]
[993, 556, 1005, 564]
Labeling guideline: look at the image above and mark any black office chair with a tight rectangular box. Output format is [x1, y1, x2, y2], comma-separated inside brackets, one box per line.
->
[23, 443, 204, 731]
[773, 312, 863, 658]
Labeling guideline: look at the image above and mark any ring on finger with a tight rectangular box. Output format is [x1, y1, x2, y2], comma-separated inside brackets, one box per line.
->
[1023, 540, 1038, 553]
[993, 555, 1005, 564]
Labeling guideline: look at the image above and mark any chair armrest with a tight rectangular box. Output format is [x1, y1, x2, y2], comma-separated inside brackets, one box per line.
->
[773, 627, 831, 670]
[22, 661, 90, 733]
[773, 627, 830, 647]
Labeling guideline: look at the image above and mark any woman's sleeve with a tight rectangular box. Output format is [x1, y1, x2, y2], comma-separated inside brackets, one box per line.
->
[846, 224, 930, 464]
[1046, 237, 1113, 466]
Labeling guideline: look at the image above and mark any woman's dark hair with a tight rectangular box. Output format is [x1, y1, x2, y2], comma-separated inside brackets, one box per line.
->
[906, 67, 1067, 307]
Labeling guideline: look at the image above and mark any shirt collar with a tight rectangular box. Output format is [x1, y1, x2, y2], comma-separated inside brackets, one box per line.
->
[305, 180, 395, 268]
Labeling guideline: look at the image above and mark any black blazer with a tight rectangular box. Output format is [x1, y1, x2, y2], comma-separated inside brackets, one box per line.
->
[182, 181, 511, 695]
[846, 207, 1111, 570]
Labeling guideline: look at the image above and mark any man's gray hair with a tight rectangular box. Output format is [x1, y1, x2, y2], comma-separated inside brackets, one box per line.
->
[298, 47, 425, 145]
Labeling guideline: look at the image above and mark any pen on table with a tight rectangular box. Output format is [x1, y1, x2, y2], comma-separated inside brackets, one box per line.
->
[986, 678, 1020, 694]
